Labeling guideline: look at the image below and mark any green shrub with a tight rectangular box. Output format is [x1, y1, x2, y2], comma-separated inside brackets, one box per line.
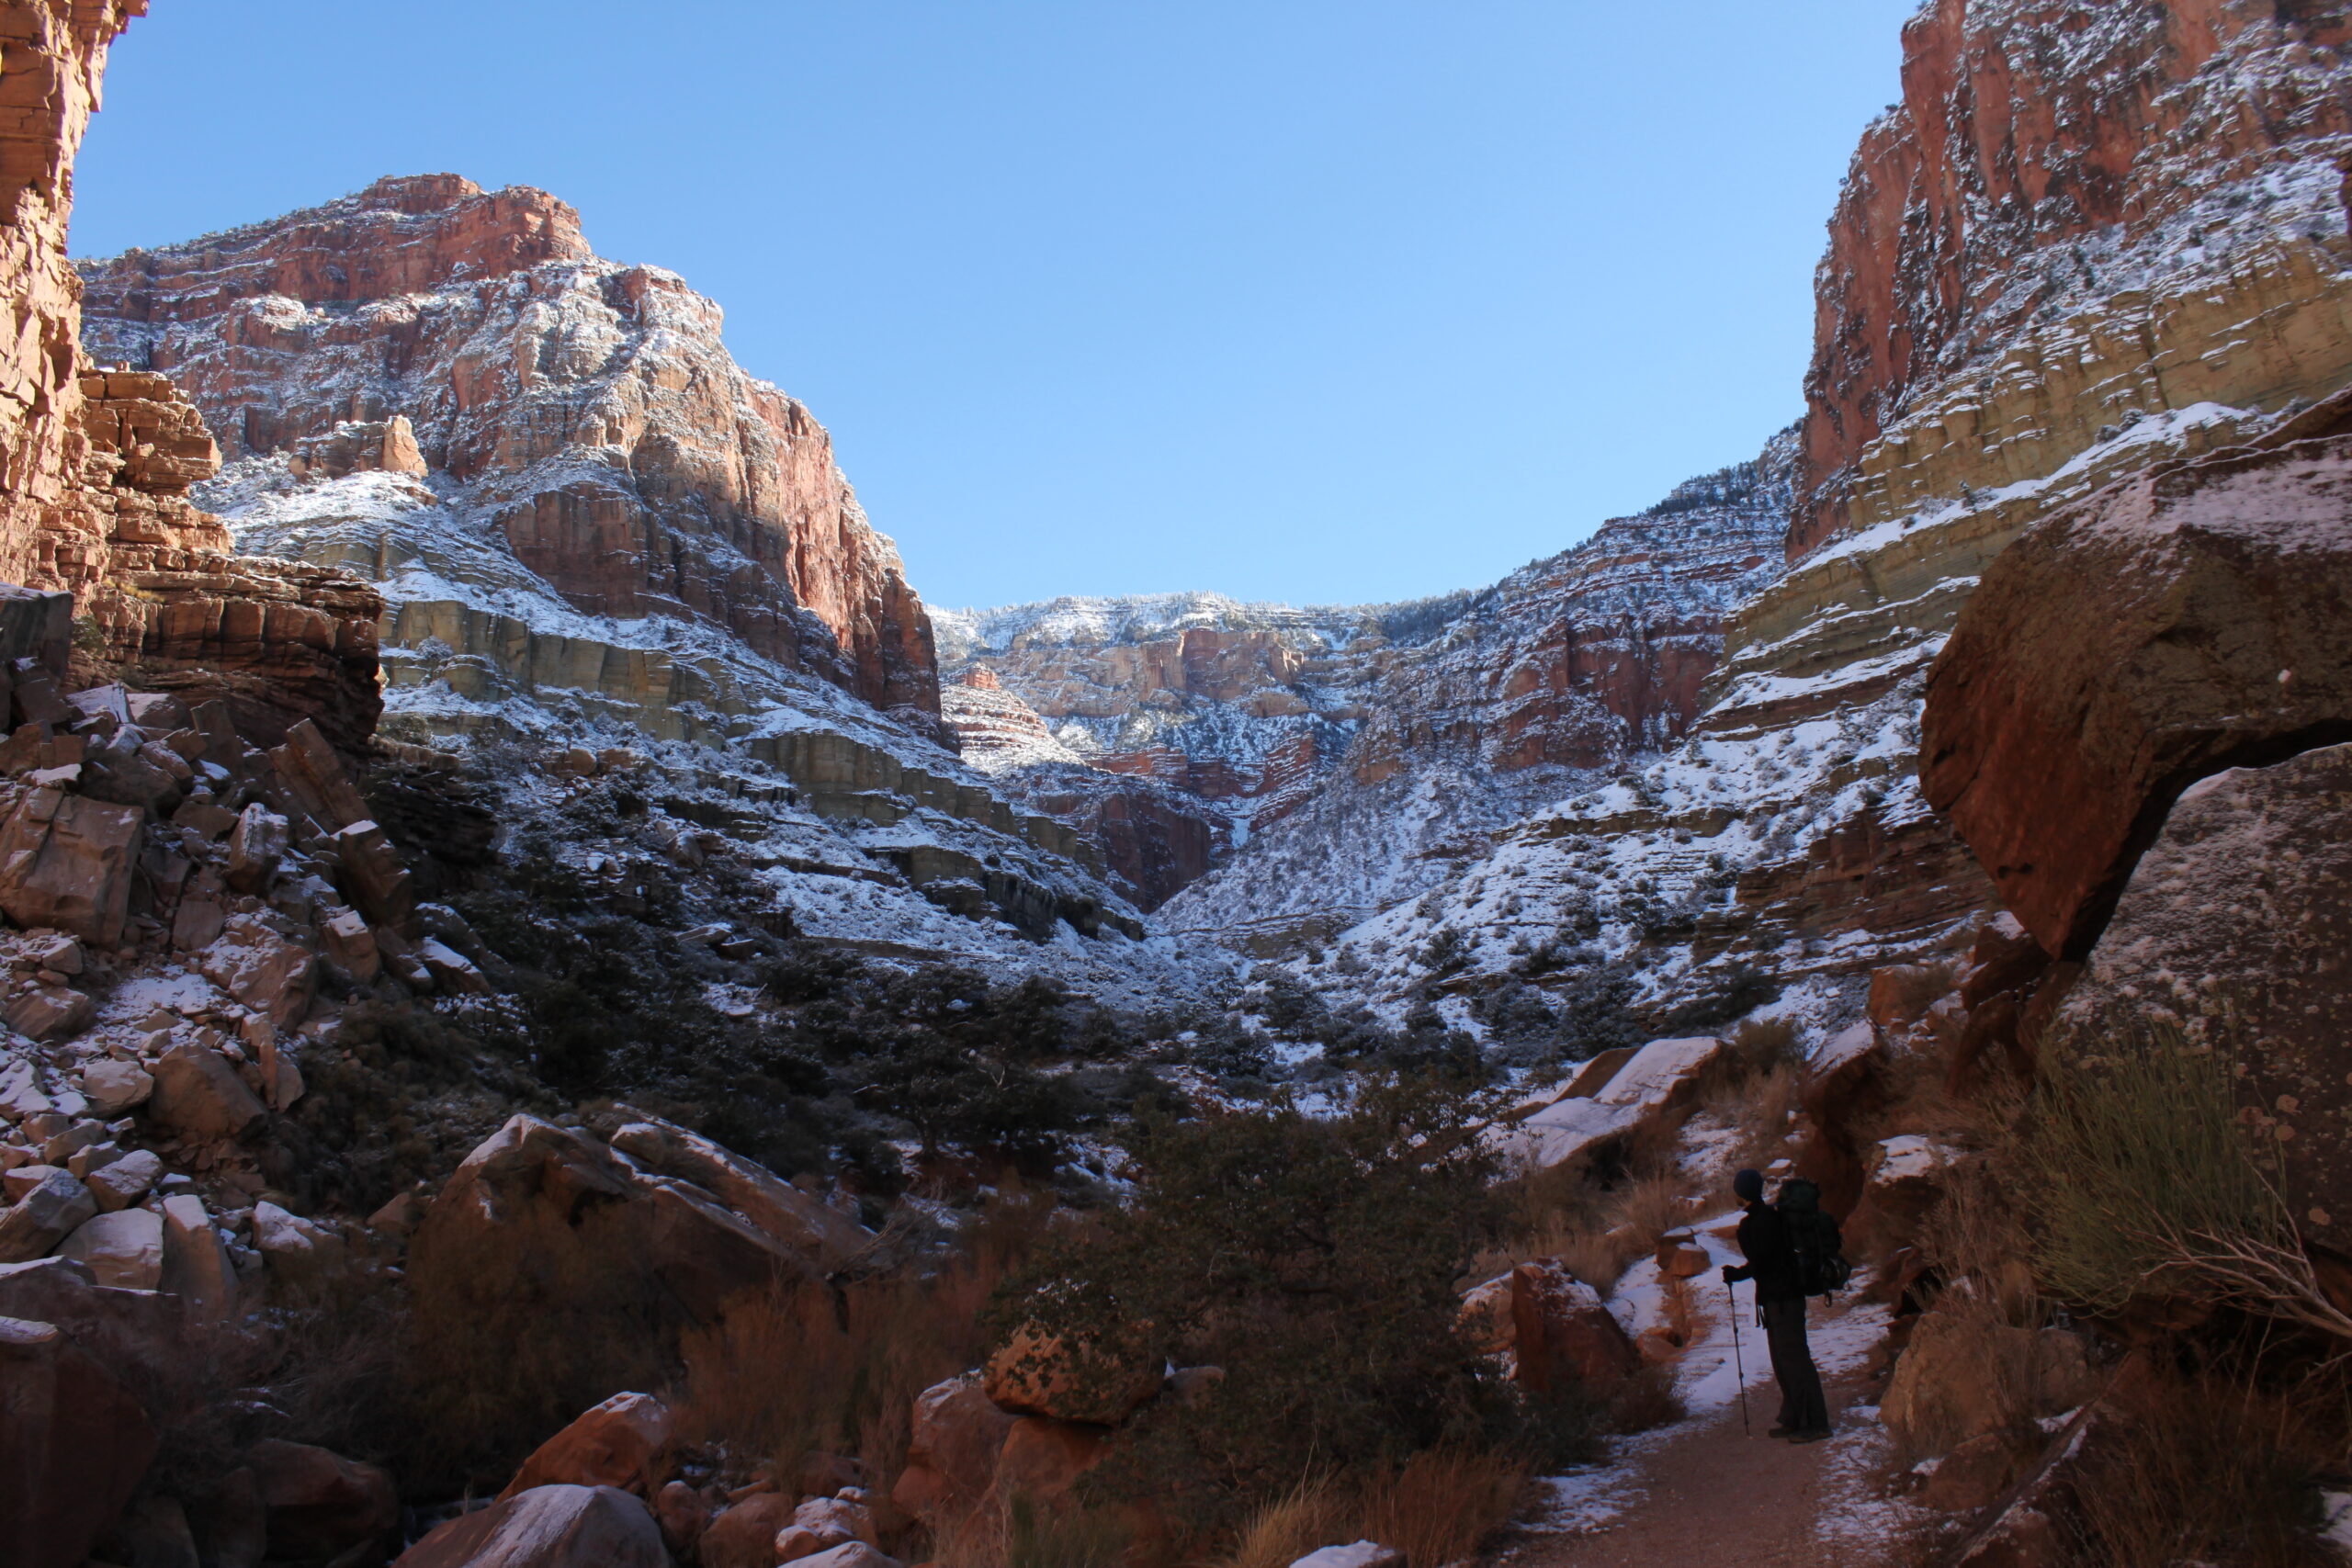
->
[989, 1075, 1533, 1529]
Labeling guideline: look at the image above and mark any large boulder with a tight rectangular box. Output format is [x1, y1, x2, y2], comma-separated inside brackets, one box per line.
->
[984, 1323, 1162, 1426]
[0, 1314, 157, 1568]
[1509, 1258, 1639, 1395]
[1505, 1036, 1727, 1170]
[393, 1484, 667, 1568]
[608, 1113, 871, 1263]
[146, 1042, 268, 1141]
[498, 1392, 673, 1500]
[245, 1438, 399, 1561]
[413, 1114, 837, 1333]
[892, 1371, 1020, 1524]
[0, 789, 143, 946]
[994, 1416, 1109, 1510]
[2054, 741, 2352, 1256]
[698, 1493, 797, 1568]
[1883, 1307, 2096, 1456]
[1921, 434, 2352, 958]
[55, 1208, 164, 1291]
[0, 1169, 96, 1263]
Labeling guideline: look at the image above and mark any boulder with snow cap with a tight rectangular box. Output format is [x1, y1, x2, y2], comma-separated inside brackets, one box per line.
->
[55, 1207, 164, 1290]
[499, 1391, 674, 1500]
[392, 1484, 667, 1568]
[1291, 1545, 1405, 1568]
[780, 1544, 900, 1568]
[1510, 1258, 1639, 1394]
[1507, 1035, 1726, 1169]
[253, 1201, 346, 1292]
[608, 1111, 872, 1263]
[86, 1148, 164, 1212]
[198, 917, 317, 1030]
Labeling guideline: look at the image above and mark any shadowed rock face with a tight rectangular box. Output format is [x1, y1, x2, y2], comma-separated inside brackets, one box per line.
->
[76, 175, 941, 726]
[1922, 423, 2352, 957]
[1794, 0, 2352, 559]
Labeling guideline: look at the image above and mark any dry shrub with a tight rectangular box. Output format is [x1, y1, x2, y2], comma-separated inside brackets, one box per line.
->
[1550, 1221, 1644, 1294]
[678, 1195, 1051, 1487]
[2069, 1370, 2338, 1568]
[1213, 1476, 1351, 1568]
[1357, 1449, 1529, 1567]
[1619, 1172, 1698, 1251]
[1602, 1363, 1685, 1435]
[1212, 1453, 1526, 1568]
[403, 1200, 673, 1492]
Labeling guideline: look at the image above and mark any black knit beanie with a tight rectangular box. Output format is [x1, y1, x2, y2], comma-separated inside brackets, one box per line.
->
[1733, 1168, 1765, 1202]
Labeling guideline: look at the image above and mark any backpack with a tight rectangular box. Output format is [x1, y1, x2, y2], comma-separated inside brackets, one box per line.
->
[1775, 1177, 1853, 1297]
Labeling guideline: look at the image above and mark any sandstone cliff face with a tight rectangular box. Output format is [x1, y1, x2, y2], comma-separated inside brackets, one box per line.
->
[0, 0, 143, 581]
[1302, 0, 2352, 1034]
[1796, 0, 2352, 558]
[77, 175, 939, 727]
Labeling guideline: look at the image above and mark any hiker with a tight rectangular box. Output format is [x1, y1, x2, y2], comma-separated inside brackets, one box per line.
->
[1722, 1167, 1830, 1442]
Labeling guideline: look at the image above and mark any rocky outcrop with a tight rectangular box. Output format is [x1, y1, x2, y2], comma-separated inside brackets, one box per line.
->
[0, 0, 145, 581]
[2057, 741, 2352, 1256]
[80, 173, 940, 724]
[1922, 422, 2352, 957]
[1794, 0, 2352, 559]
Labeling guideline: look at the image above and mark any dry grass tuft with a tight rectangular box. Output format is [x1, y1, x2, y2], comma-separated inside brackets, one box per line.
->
[1211, 1452, 1528, 1568]
[1619, 1172, 1700, 1252]
[2068, 1369, 2338, 1568]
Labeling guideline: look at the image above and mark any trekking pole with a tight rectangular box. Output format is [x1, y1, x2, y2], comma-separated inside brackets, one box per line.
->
[1727, 1280, 1751, 1438]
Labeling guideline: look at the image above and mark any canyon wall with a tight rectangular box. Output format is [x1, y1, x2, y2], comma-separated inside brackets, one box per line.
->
[1796, 0, 2352, 558]
[1303, 0, 2352, 1036]
[940, 438, 1790, 937]
[77, 175, 940, 727]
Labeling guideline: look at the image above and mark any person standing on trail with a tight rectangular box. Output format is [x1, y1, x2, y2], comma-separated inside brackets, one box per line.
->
[1722, 1166, 1830, 1442]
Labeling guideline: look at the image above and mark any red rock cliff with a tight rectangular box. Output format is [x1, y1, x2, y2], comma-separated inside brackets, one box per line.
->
[1794, 0, 2352, 558]
[77, 175, 942, 726]
[0, 0, 143, 580]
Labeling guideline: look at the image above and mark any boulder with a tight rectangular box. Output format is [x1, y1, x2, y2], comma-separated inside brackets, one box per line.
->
[0, 1313, 157, 1568]
[1510, 1258, 1640, 1395]
[198, 919, 317, 1030]
[80, 1059, 153, 1116]
[319, 908, 381, 984]
[995, 1416, 1108, 1509]
[1456, 1272, 1516, 1357]
[0, 1168, 96, 1262]
[984, 1322, 1162, 1426]
[787, 1495, 876, 1547]
[252, 1201, 346, 1292]
[224, 805, 289, 895]
[0, 1055, 51, 1120]
[6, 985, 92, 1041]
[331, 819, 416, 932]
[87, 1148, 164, 1212]
[1921, 434, 2352, 958]
[608, 1113, 872, 1264]
[0, 789, 143, 945]
[2055, 741, 2352, 1255]
[498, 1391, 673, 1500]
[698, 1493, 797, 1568]
[1292, 1546, 1406, 1568]
[1919, 1430, 2027, 1513]
[412, 1114, 813, 1335]
[1867, 964, 1951, 1039]
[55, 1208, 164, 1290]
[393, 1484, 667, 1568]
[246, 1438, 399, 1560]
[1883, 1308, 2097, 1456]
[780, 1546, 899, 1568]
[0, 1257, 182, 1381]
[651, 1480, 707, 1560]
[160, 1193, 238, 1324]
[147, 1042, 268, 1140]
[892, 1371, 1018, 1523]
[1506, 1035, 1726, 1169]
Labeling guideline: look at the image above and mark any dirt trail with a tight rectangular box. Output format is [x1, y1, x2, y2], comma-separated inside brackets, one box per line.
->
[1501, 1372, 1928, 1568]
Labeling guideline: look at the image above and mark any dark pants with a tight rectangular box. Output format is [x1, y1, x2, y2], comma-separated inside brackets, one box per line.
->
[1760, 1296, 1827, 1433]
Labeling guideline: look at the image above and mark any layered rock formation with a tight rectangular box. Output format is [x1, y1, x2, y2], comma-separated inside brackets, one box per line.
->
[78, 174, 938, 726]
[944, 439, 1792, 941]
[1301, 0, 2352, 1033]
[1795, 0, 2352, 557]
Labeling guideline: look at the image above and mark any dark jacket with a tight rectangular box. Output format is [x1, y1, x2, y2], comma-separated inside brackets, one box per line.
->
[1726, 1199, 1804, 1303]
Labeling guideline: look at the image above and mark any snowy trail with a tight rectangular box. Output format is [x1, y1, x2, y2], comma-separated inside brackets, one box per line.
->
[1498, 1247, 1932, 1567]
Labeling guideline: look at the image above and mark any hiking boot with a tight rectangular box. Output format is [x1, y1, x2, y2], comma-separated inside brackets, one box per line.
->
[1766, 1426, 1800, 1439]
[1789, 1427, 1833, 1445]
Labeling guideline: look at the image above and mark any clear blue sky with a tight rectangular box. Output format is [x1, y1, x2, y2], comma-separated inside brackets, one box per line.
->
[74, 2, 1917, 612]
